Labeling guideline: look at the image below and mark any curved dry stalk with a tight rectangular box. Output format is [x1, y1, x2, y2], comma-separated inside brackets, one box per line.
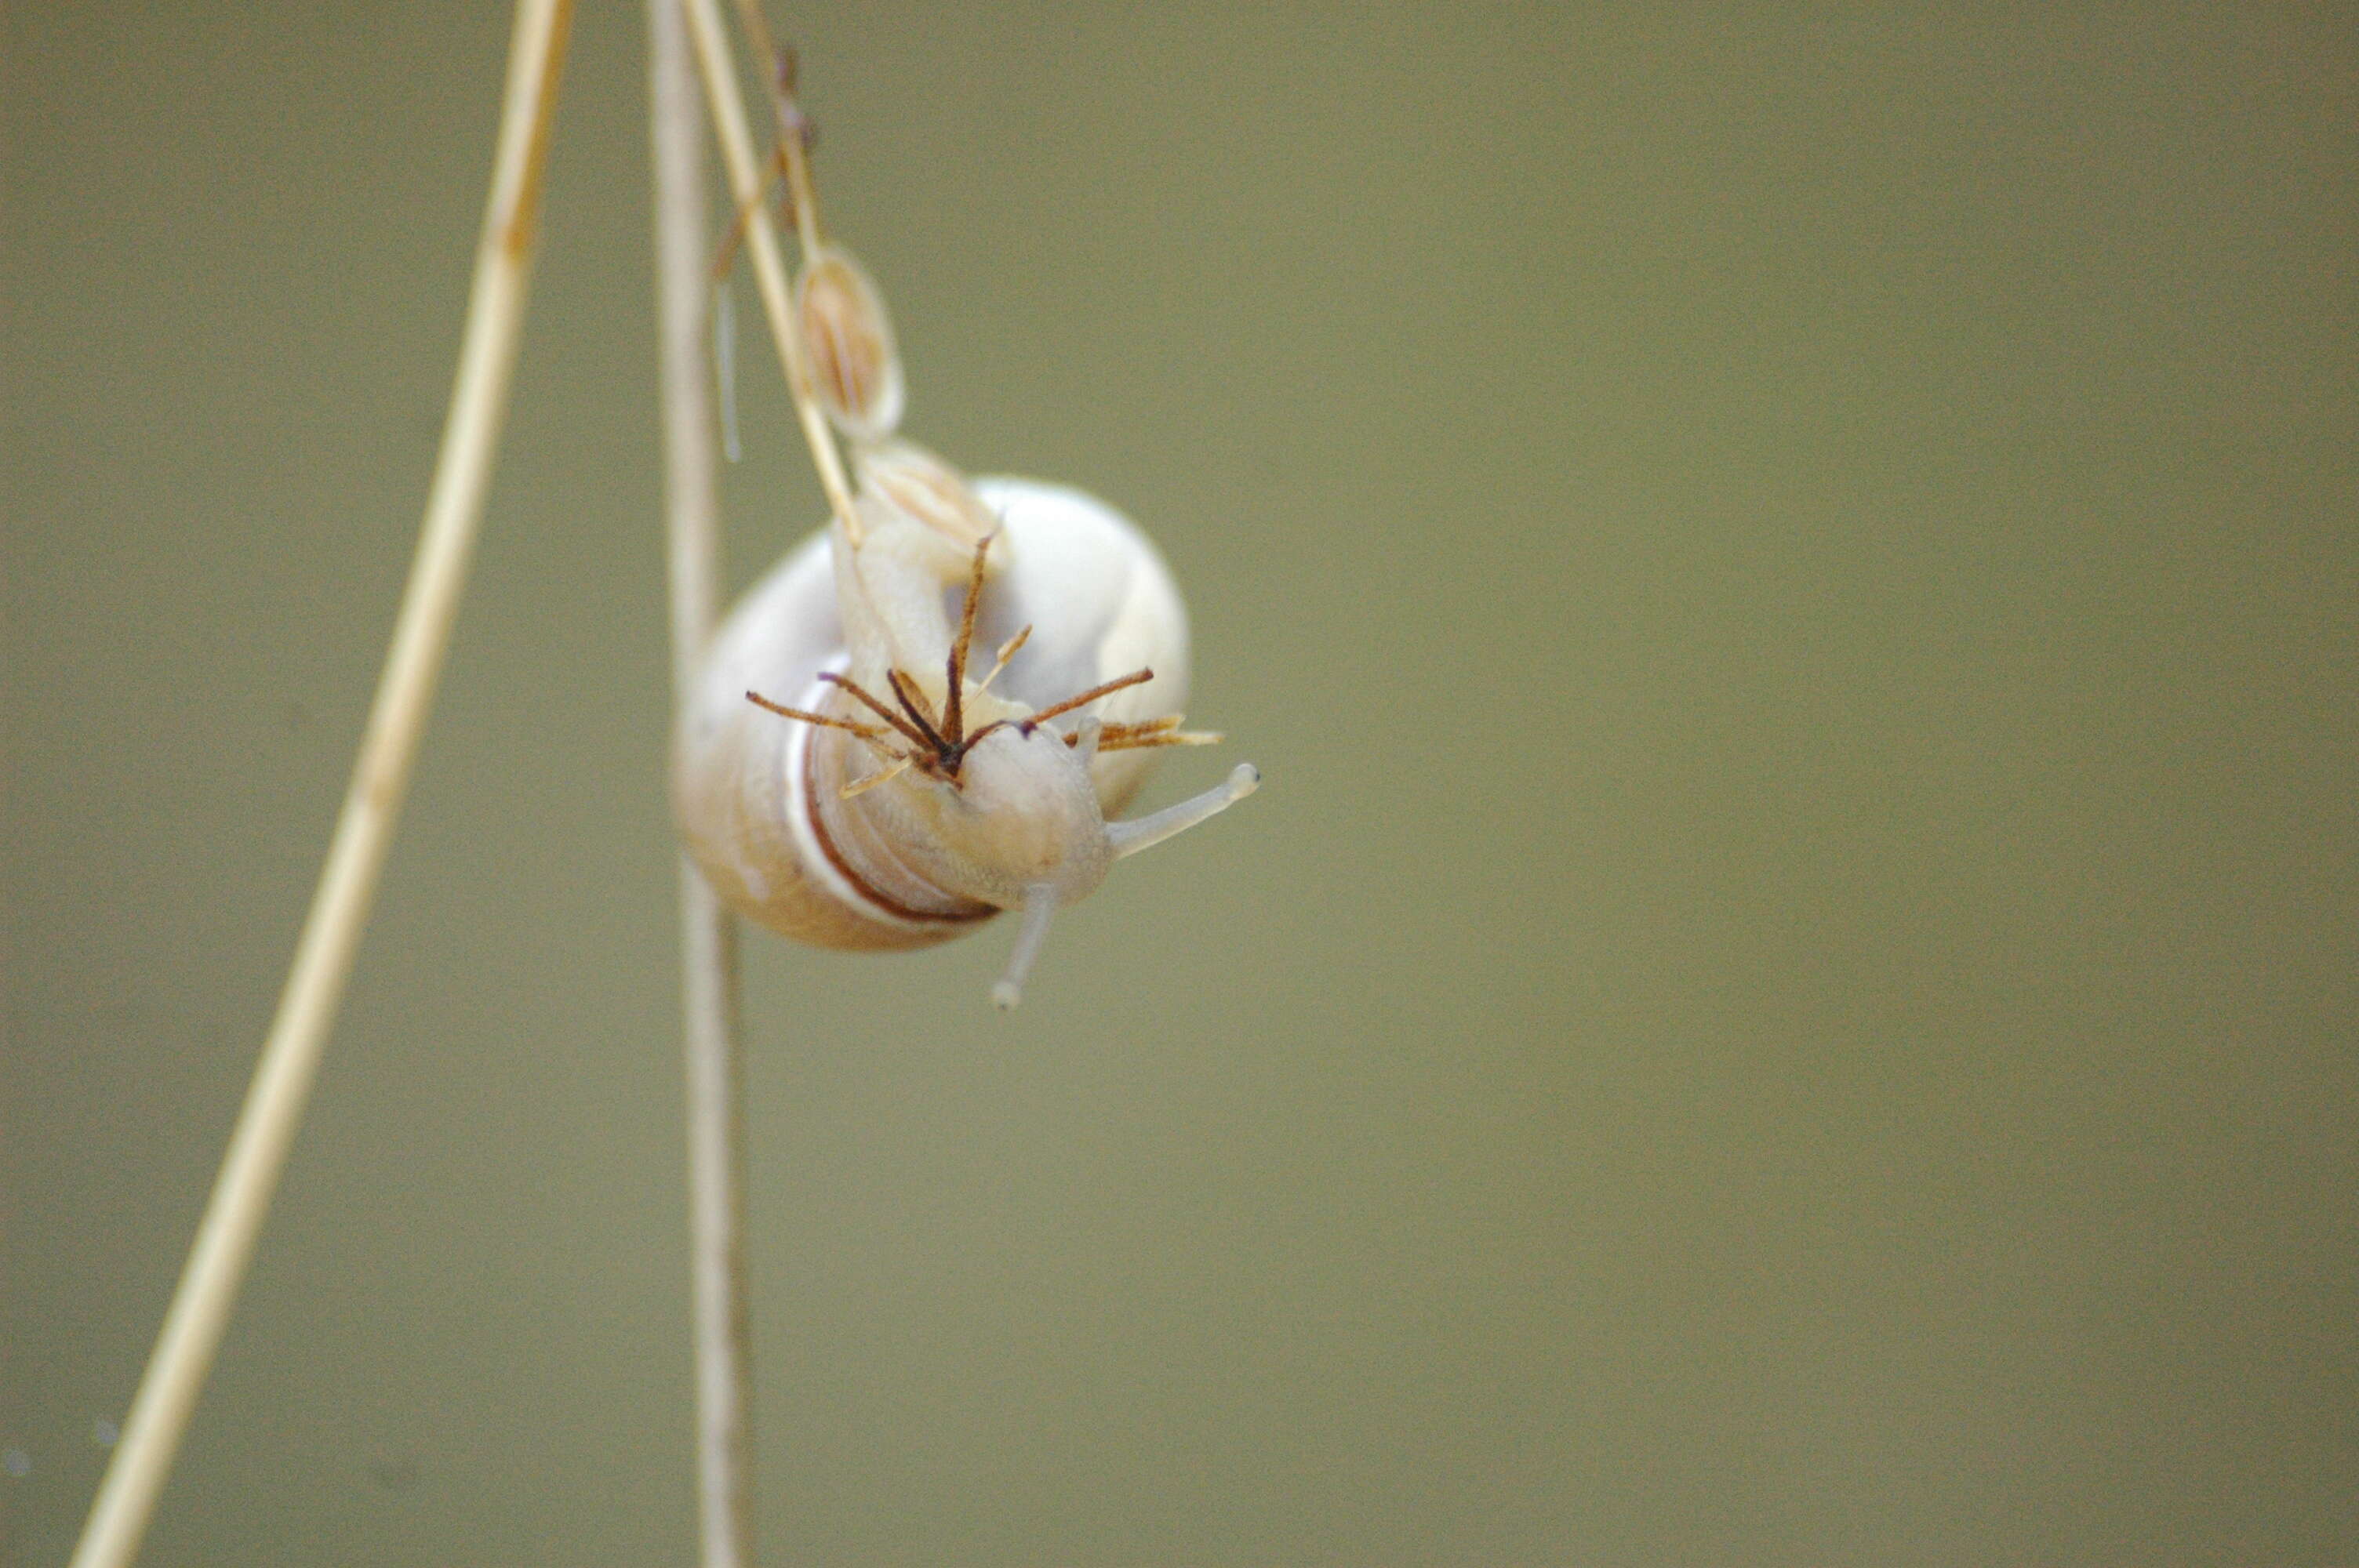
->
[67, 5, 576, 1566]
[649, 0, 758, 1563]
[675, 0, 861, 539]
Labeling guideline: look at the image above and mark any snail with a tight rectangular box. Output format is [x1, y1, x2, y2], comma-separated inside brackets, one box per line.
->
[672, 111, 1256, 1009]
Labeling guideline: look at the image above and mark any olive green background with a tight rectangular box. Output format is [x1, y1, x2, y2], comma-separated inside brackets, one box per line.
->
[5, 5, 2354, 1564]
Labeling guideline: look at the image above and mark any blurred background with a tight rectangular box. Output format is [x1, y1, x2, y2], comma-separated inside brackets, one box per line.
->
[5, 4, 2355, 1564]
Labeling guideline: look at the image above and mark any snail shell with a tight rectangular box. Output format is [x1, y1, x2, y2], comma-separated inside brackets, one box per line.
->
[676, 209, 1252, 1004]
[674, 471, 1196, 957]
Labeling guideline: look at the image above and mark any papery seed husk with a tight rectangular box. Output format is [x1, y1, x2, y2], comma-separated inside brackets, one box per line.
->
[854, 439, 998, 553]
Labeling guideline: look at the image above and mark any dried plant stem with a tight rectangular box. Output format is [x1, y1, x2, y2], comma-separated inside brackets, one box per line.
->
[67, 5, 575, 1566]
[729, 0, 826, 260]
[676, 0, 860, 537]
[649, 1, 758, 1565]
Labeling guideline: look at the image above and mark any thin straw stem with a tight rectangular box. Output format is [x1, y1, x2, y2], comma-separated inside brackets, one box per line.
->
[676, 0, 860, 539]
[67, 6, 575, 1566]
[649, 1, 758, 1564]
[729, 0, 824, 260]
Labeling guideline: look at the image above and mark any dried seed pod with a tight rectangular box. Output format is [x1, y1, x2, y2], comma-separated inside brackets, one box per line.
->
[794, 245, 904, 444]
